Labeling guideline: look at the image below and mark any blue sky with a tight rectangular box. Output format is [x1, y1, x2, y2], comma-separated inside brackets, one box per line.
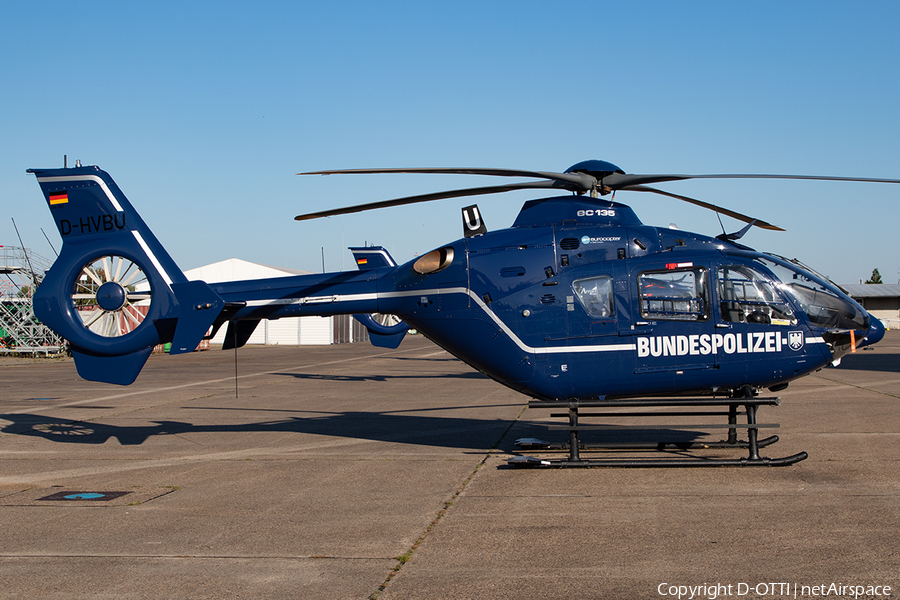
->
[2, 1, 898, 283]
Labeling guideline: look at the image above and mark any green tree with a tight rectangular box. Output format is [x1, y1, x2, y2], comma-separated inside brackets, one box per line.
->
[865, 268, 883, 284]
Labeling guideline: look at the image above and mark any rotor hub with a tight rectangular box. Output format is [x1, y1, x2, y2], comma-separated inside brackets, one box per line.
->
[564, 160, 625, 180]
[96, 281, 127, 311]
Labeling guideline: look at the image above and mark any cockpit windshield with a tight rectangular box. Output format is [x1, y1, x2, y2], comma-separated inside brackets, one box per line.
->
[757, 255, 868, 330]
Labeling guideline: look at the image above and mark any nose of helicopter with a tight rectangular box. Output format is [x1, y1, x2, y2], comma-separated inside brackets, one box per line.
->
[857, 313, 886, 348]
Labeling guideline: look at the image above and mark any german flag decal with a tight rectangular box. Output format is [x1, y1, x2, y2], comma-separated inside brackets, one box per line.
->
[356, 258, 368, 265]
[49, 191, 69, 206]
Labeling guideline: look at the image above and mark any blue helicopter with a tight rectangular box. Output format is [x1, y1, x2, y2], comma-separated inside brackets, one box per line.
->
[26, 160, 896, 466]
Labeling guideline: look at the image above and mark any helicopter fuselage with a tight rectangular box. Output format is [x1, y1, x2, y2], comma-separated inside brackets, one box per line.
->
[209, 195, 883, 401]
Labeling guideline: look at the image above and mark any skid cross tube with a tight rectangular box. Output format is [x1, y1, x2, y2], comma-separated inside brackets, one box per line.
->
[510, 397, 808, 468]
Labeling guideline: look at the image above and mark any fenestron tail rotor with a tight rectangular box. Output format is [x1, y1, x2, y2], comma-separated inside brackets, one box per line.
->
[296, 160, 900, 230]
[71, 255, 152, 339]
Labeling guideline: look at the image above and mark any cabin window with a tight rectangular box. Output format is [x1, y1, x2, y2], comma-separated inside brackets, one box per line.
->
[638, 267, 709, 321]
[573, 276, 614, 318]
[717, 265, 797, 326]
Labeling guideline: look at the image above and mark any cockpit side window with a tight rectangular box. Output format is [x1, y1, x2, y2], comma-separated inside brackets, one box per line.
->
[717, 265, 797, 326]
[638, 267, 709, 321]
[573, 275, 614, 318]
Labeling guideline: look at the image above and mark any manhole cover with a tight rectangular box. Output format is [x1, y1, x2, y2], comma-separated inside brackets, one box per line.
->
[37, 491, 133, 502]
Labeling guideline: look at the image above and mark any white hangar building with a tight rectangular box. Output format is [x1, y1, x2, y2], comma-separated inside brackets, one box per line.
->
[184, 258, 366, 346]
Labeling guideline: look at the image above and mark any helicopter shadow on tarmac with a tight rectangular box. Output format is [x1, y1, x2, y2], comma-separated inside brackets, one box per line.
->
[269, 370, 490, 383]
[0, 405, 709, 453]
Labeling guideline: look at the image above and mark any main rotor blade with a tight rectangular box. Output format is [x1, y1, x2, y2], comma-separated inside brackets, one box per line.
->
[294, 181, 560, 221]
[300, 167, 596, 191]
[604, 172, 900, 189]
[623, 185, 785, 231]
[296, 164, 899, 225]
[303, 167, 900, 195]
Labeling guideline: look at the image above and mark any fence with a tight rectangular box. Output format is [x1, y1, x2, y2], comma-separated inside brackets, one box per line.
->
[0, 245, 65, 355]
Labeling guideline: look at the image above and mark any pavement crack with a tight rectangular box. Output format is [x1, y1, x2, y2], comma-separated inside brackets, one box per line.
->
[367, 403, 527, 599]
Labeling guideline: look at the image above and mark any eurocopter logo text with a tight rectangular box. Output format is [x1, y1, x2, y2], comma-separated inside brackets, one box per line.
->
[637, 331, 803, 358]
[580, 235, 622, 245]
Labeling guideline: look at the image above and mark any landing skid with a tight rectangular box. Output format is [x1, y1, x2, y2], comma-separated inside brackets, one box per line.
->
[509, 397, 808, 468]
[515, 434, 781, 452]
[507, 453, 808, 468]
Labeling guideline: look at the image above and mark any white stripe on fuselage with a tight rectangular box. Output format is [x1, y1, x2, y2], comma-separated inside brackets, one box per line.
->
[244, 287, 635, 355]
[242, 286, 829, 357]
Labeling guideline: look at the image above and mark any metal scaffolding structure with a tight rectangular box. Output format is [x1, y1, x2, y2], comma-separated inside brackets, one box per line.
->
[0, 245, 65, 355]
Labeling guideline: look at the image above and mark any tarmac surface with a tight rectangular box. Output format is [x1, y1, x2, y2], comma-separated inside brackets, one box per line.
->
[1, 332, 898, 599]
